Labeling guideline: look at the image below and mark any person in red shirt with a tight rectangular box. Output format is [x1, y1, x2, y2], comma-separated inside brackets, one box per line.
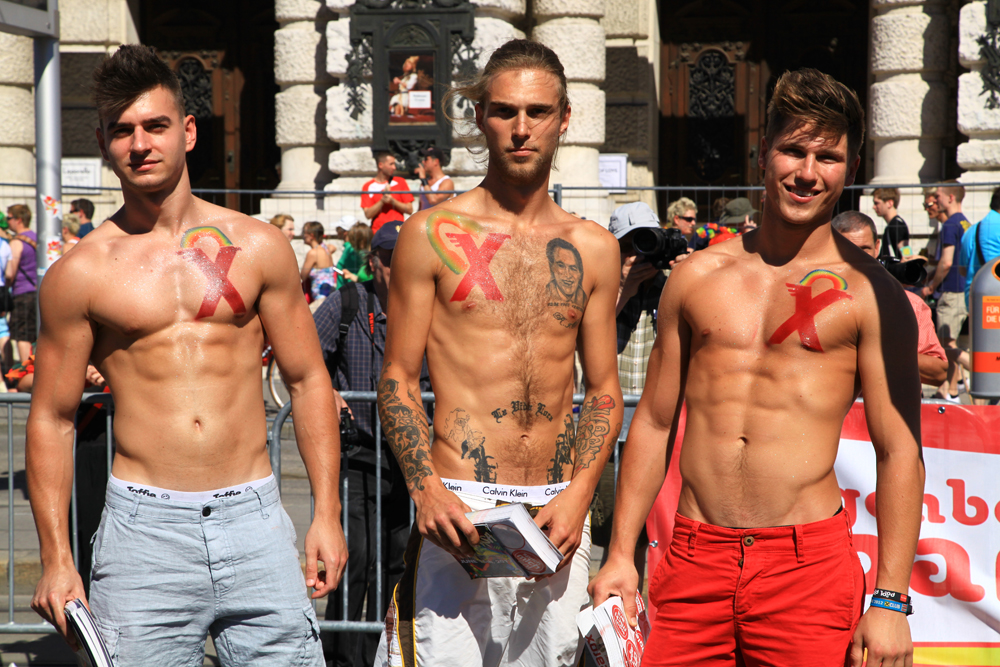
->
[361, 152, 414, 232]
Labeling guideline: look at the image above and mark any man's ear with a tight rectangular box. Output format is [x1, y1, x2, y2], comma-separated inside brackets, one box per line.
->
[757, 138, 769, 171]
[844, 154, 861, 188]
[96, 126, 110, 162]
[474, 102, 484, 134]
[184, 114, 197, 153]
[559, 104, 571, 138]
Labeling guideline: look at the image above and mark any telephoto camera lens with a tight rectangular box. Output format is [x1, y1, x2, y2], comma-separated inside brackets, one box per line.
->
[632, 227, 691, 270]
[339, 407, 359, 450]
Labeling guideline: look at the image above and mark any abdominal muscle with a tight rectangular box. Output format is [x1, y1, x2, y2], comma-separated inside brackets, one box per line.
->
[675, 350, 858, 529]
[96, 323, 272, 492]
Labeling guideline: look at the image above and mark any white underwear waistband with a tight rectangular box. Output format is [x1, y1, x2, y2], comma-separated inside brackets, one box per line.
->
[440, 478, 570, 506]
[109, 474, 275, 503]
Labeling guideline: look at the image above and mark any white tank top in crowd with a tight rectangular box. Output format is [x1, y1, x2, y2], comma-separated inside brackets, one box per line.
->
[419, 176, 449, 210]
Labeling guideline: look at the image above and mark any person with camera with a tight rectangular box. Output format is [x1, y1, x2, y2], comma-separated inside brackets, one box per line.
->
[590, 202, 688, 586]
[312, 222, 428, 667]
[833, 211, 947, 386]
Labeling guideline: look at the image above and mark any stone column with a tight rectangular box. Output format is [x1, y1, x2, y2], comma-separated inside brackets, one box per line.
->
[271, 0, 333, 224]
[532, 0, 610, 223]
[958, 1, 1000, 222]
[0, 31, 36, 205]
[869, 0, 949, 240]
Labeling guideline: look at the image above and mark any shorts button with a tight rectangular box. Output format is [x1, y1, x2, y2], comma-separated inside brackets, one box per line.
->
[743, 535, 754, 546]
[202, 507, 211, 517]
[738, 557, 744, 567]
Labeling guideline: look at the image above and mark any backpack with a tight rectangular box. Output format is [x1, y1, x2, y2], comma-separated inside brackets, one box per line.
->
[329, 282, 375, 388]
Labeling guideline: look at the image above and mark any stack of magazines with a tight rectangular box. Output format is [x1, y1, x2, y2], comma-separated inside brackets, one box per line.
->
[64, 599, 113, 667]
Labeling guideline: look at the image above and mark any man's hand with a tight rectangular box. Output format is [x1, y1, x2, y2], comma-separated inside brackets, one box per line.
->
[415, 164, 426, 180]
[303, 517, 348, 599]
[30, 561, 88, 648]
[588, 552, 640, 627]
[381, 193, 394, 206]
[848, 606, 913, 667]
[533, 483, 590, 572]
[413, 485, 477, 556]
[84, 365, 105, 389]
[332, 389, 353, 418]
[668, 251, 692, 269]
[618, 255, 659, 310]
[920, 285, 934, 298]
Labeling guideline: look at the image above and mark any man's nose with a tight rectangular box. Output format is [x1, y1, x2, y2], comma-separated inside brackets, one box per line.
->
[513, 111, 530, 138]
[796, 155, 817, 182]
[131, 127, 150, 153]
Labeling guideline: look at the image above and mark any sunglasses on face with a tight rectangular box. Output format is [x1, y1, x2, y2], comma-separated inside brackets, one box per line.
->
[677, 216, 697, 223]
[923, 203, 936, 210]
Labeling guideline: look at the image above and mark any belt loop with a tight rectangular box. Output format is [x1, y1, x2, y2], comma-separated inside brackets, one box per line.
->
[794, 524, 805, 563]
[127, 495, 140, 525]
[253, 486, 269, 519]
[687, 522, 701, 556]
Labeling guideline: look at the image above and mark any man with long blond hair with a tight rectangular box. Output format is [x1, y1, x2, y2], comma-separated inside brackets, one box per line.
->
[591, 69, 924, 666]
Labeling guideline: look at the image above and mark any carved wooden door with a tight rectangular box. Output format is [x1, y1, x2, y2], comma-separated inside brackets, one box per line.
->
[661, 42, 768, 187]
[160, 51, 243, 209]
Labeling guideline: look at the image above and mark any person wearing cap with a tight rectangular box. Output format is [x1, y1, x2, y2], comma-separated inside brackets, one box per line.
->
[692, 197, 759, 250]
[313, 222, 429, 667]
[415, 146, 454, 210]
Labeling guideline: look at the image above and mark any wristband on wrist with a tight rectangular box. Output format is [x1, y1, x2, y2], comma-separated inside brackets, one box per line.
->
[420, 177, 429, 185]
[870, 589, 913, 615]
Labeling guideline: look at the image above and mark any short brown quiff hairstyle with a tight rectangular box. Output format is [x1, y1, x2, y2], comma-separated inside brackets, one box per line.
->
[445, 39, 569, 118]
[765, 69, 865, 160]
[93, 44, 185, 124]
[937, 179, 965, 203]
[872, 187, 900, 207]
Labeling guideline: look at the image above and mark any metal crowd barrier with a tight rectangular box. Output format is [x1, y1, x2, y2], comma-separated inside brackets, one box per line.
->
[0, 391, 964, 637]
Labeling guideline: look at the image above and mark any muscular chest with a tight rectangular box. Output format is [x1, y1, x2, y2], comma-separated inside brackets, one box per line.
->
[431, 220, 590, 333]
[90, 240, 258, 339]
[687, 267, 860, 355]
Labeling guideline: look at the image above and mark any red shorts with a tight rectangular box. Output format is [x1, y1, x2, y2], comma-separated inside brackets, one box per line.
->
[643, 510, 864, 667]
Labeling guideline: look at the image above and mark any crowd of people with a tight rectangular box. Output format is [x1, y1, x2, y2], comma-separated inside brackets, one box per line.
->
[10, 35, 998, 667]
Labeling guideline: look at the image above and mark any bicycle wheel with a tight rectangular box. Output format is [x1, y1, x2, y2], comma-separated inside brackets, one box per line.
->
[267, 357, 291, 408]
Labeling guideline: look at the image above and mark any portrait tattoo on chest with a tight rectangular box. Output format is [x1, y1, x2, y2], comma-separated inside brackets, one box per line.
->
[427, 211, 510, 302]
[547, 414, 576, 484]
[544, 238, 587, 328]
[177, 227, 247, 320]
[767, 270, 853, 352]
[445, 408, 497, 483]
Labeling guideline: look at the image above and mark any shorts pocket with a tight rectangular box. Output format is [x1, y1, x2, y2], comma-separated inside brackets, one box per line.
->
[89, 508, 116, 576]
[297, 606, 322, 666]
[93, 618, 120, 665]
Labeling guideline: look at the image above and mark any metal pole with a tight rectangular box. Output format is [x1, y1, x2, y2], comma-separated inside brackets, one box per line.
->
[33, 26, 62, 333]
[552, 183, 563, 209]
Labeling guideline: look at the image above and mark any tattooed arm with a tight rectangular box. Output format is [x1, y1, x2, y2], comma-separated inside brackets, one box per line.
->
[535, 229, 624, 570]
[378, 215, 479, 556]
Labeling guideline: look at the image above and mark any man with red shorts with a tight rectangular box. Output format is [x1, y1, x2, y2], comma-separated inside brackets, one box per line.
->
[590, 69, 924, 666]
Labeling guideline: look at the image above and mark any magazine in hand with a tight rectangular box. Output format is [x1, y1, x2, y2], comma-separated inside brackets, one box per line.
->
[577, 592, 651, 667]
[64, 599, 114, 667]
[453, 503, 564, 578]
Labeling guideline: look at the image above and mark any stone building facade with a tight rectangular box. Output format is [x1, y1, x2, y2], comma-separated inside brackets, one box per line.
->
[2, 0, 1000, 245]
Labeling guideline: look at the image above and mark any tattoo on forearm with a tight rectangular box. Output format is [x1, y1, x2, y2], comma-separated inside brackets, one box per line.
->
[547, 414, 576, 484]
[574, 395, 616, 474]
[178, 227, 246, 319]
[377, 364, 433, 491]
[445, 408, 497, 483]
[544, 238, 587, 328]
[490, 401, 554, 424]
[427, 211, 510, 302]
[768, 270, 853, 352]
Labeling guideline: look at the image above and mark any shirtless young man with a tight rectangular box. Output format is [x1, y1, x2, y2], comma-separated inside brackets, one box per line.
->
[374, 39, 623, 667]
[27, 45, 346, 665]
[590, 69, 925, 666]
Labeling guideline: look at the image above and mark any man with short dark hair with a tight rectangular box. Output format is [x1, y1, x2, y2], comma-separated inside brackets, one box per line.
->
[591, 68, 923, 666]
[71, 199, 96, 238]
[4, 204, 38, 363]
[27, 44, 346, 665]
[832, 210, 947, 385]
[923, 181, 970, 401]
[415, 146, 454, 210]
[361, 152, 413, 232]
[871, 187, 909, 259]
